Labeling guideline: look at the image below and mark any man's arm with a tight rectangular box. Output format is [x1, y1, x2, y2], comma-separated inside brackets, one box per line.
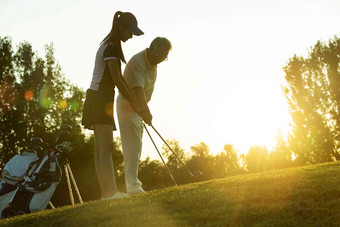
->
[131, 86, 152, 125]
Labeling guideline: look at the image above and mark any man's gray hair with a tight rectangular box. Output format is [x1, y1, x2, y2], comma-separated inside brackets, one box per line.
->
[150, 37, 172, 53]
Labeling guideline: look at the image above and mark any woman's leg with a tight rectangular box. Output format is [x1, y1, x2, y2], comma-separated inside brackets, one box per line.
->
[94, 124, 118, 198]
[94, 131, 108, 198]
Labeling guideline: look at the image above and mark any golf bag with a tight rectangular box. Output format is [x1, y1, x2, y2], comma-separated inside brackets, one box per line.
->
[0, 151, 39, 216]
[0, 148, 65, 219]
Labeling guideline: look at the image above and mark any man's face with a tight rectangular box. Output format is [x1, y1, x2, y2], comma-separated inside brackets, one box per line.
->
[149, 48, 169, 66]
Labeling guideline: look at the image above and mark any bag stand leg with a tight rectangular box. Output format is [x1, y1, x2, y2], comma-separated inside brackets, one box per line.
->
[64, 165, 74, 205]
[64, 163, 83, 206]
[49, 201, 55, 209]
[66, 164, 83, 204]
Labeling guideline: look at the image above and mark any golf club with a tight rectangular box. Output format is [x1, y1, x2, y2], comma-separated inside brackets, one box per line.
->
[149, 125, 203, 179]
[54, 124, 72, 145]
[143, 124, 178, 186]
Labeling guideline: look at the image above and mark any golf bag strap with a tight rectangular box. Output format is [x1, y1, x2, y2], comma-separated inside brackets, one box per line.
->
[25, 159, 41, 178]
[23, 157, 62, 193]
[0, 182, 17, 196]
[24, 176, 33, 183]
[1, 170, 24, 185]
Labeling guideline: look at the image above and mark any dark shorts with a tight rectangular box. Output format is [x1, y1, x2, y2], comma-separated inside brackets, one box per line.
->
[81, 89, 117, 131]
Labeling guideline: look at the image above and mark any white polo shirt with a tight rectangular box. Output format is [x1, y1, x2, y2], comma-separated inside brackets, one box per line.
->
[121, 49, 157, 102]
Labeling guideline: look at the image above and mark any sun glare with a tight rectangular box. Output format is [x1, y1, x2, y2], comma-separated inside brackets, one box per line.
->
[2, 0, 338, 161]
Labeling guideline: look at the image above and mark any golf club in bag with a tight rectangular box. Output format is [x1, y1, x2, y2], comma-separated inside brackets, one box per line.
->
[0, 124, 82, 219]
[0, 138, 43, 217]
[143, 123, 203, 185]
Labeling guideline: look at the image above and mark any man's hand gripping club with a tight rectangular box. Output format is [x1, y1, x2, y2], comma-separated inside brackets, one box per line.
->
[131, 86, 153, 126]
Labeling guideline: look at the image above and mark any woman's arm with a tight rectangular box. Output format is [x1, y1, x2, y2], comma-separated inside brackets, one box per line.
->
[106, 60, 140, 112]
[107, 59, 152, 125]
[131, 86, 152, 125]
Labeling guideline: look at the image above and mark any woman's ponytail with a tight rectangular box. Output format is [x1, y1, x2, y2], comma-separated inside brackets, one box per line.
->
[100, 11, 129, 63]
[113, 11, 122, 26]
[101, 11, 121, 45]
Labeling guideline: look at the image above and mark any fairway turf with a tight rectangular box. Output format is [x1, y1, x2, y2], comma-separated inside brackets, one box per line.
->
[1, 162, 339, 226]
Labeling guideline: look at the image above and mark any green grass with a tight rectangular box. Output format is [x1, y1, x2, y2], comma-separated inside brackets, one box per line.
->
[1, 162, 339, 226]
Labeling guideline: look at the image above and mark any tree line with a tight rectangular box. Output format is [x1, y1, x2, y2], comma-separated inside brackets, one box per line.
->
[0, 35, 339, 206]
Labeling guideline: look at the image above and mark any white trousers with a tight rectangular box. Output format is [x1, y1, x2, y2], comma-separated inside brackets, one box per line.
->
[116, 95, 144, 192]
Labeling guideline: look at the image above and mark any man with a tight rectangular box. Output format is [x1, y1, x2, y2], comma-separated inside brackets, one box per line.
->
[117, 37, 172, 194]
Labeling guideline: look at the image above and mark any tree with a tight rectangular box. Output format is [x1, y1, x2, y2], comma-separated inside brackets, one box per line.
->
[267, 129, 293, 170]
[244, 146, 269, 172]
[0, 37, 24, 164]
[223, 144, 242, 175]
[0, 37, 84, 152]
[162, 139, 186, 168]
[0, 37, 106, 205]
[186, 142, 214, 181]
[214, 144, 241, 178]
[283, 35, 340, 164]
[161, 139, 189, 184]
[138, 156, 167, 189]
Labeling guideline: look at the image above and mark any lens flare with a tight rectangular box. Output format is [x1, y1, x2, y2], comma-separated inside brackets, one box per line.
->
[105, 102, 113, 117]
[59, 100, 68, 109]
[39, 85, 53, 108]
[70, 100, 79, 111]
[24, 90, 34, 101]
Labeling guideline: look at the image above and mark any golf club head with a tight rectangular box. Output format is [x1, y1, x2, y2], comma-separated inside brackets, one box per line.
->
[193, 171, 203, 179]
[55, 130, 70, 144]
[60, 123, 72, 131]
[28, 137, 43, 149]
[60, 131, 70, 136]
[57, 141, 73, 155]
[33, 146, 43, 153]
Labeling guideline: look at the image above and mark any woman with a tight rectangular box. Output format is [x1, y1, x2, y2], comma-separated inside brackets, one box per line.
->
[82, 11, 143, 200]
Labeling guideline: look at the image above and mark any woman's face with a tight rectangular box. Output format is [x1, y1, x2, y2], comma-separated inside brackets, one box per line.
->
[120, 26, 133, 42]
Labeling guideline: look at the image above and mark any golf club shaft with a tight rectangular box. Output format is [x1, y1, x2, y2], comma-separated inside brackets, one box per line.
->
[143, 124, 177, 186]
[150, 125, 194, 177]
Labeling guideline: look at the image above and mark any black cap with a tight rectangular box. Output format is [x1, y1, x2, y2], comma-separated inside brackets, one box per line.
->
[118, 12, 144, 36]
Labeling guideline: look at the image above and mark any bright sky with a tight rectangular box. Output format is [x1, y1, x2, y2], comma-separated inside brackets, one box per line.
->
[1, 0, 340, 160]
